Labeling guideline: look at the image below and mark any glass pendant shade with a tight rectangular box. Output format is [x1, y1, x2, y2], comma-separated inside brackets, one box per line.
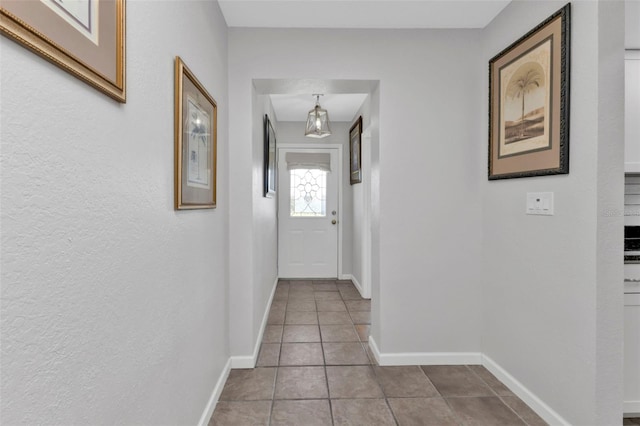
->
[304, 96, 332, 138]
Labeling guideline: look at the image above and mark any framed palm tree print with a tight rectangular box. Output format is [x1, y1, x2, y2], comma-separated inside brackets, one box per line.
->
[174, 56, 217, 209]
[488, 3, 570, 180]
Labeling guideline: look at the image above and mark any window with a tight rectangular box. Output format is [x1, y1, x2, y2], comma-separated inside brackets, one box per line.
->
[290, 169, 327, 217]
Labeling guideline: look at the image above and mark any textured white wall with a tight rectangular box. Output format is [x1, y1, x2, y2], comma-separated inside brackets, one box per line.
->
[480, 1, 624, 424]
[0, 1, 230, 424]
[229, 28, 485, 355]
[228, 88, 280, 359]
[350, 98, 372, 293]
[252, 94, 278, 346]
[627, 0, 640, 49]
[375, 31, 484, 353]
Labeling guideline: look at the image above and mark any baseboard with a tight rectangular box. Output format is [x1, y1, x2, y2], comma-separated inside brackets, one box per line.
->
[624, 400, 640, 417]
[482, 354, 570, 426]
[341, 274, 367, 299]
[368, 336, 482, 366]
[230, 276, 279, 369]
[229, 355, 254, 369]
[368, 335, 382, 365]
[197, 357, 232, 426]
[369, 339, 569, 424]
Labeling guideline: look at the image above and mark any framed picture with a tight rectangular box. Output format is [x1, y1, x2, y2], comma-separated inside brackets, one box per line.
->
[174, 56, 217, 210]
[264, 115, 277, 198]
[350, 116, 363, 185]
[488, 3, 570, 180]
[0, 0, 126, 102]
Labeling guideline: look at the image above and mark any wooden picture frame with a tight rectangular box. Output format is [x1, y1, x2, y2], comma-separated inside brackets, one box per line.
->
[350, 116, 363, 185]
[264, 115, 277, 198]
[174, 56, 217, 210]
[488, 3, 570, 180]
[0, 0, 126, 102]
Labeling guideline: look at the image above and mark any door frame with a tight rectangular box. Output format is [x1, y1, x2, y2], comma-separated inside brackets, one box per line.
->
[277, 143, 344, 278]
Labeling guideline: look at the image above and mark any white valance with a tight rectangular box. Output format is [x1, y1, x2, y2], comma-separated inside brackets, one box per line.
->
[285, 152, 331, 172]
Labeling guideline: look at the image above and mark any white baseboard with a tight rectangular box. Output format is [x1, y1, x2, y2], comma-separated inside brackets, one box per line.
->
[368, 336, 482, 366]
[229, 355, 254, 369]
[368, 339, 570, 425]
[197, 357, 232, 426]
[340, 274, 368, 299]
[624, 400, 640, 417]
[230, 276, 279, 369]
[482, 354, 570, 426]
[368, 335, 382, 365]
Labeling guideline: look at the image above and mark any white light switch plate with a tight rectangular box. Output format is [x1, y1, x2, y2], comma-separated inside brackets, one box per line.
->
[526, 192, 554, 215]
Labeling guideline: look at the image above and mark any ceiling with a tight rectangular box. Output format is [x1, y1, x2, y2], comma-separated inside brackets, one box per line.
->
[255, 79, 378, 123]
[270, 94, 368, 122]
[228, 1, 513, 122]
[218, 0, 512, 29]
[227, 1, 639, 122]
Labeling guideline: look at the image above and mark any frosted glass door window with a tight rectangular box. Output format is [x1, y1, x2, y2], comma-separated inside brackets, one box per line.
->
[290, 169, 327, 217]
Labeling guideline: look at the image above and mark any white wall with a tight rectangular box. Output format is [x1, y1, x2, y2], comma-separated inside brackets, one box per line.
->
[375, 32, 484, 354]
[228, 86, 280, 360]
[229, 28, 485, 356]
[252, 94, 278, 349]
[480, 1, 625, 424]
[350, 98, 372, 294]
[0, 1, 229, 424]
[627, 0, 640, 49]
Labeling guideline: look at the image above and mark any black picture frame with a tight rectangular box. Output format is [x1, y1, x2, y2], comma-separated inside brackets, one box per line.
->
[488, 3, 570, 180]
[350, 116, 363, 185]
[264, 114, 277, 197]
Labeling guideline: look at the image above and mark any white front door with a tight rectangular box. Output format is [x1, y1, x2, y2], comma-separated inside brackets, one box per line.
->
[278, 148, 339, 278]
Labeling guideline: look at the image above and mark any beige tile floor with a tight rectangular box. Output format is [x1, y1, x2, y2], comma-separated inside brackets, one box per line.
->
[211, 279, 552, 425]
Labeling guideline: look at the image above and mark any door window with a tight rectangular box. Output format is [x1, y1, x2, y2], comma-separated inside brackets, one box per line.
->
[290, 168, 327, 217]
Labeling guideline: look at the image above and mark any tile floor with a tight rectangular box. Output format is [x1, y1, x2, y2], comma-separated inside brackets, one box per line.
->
[211, 279, 551, 425]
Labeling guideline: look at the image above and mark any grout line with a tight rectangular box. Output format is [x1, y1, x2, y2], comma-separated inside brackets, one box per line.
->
[465, 365, 534, 425]
[324, 280, 335, 425]
[267, 280, 287, 426]
[465, 365, 499, 397]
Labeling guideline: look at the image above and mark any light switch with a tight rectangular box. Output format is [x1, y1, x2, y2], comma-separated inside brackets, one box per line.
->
[526, 192, 554, 215]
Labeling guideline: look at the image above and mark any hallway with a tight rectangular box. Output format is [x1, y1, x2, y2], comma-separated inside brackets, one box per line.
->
[210, 280, 548, 425]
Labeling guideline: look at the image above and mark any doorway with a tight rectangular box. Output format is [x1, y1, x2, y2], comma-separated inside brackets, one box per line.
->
[277, 147, 342, 278]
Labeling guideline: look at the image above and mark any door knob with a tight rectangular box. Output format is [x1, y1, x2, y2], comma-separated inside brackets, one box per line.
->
[331, 219, 337, 225]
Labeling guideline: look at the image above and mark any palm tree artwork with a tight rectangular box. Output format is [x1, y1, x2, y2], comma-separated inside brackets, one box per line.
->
[505, 62, 545, 144]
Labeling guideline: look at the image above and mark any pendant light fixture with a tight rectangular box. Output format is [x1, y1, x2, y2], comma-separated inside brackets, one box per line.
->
[304, 94, 332, 138]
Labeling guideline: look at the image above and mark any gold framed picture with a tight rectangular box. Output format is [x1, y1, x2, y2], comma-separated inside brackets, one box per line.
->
[488, 3, 570, 180]
[0, 0, 126, 102]
[174, 56, 217, 210]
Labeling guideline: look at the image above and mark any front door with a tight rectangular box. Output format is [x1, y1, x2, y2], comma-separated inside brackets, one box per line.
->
[278, 148, 339, 278]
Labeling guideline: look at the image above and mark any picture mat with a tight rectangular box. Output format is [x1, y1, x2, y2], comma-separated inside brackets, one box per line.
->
[180, 73, 215, 206]
[498, 38, 551, 158]
[2, 0, 117, 81]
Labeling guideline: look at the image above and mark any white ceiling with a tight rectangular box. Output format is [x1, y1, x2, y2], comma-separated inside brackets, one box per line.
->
[218, 0, 512, 29]
[227, 1, 513, 122]
[270, 94, 368, 122]
[229, 1, 639, 123]
[255, 80, 378, 123]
